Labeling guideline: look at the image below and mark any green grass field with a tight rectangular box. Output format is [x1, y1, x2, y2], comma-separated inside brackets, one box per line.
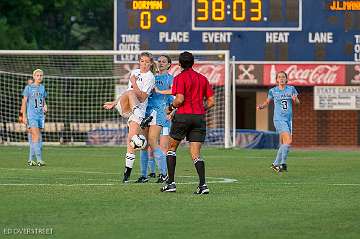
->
[0, 146, 359, 239]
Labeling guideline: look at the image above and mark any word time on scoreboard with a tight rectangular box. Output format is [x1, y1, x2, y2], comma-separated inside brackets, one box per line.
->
[115, 0, 360, 62]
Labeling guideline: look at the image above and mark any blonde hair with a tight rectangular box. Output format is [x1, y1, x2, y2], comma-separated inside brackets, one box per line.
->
[139, 52, 157, 75]
[32, 69, 43, 77]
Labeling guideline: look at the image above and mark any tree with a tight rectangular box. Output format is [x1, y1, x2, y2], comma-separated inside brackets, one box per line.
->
[0, 0, 113, 50]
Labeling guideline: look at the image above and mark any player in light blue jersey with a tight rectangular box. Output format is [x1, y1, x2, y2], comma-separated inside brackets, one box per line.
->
[148, 93, 174, 178]
[257, 71, 300, 172]
[19, 78, 43, 163]
[137, 55, 173, 183]
[20, 69, 48, 166]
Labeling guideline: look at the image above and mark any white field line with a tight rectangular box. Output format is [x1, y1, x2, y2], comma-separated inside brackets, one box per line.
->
[0, 167, 120, 175]
[1, 182, 359, 187]
[0, 183, 116, 186]
[1, 168, 358, 186]
[0, 167, 238, 186]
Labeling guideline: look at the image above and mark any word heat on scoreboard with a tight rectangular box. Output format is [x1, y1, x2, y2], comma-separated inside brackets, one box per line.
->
[114, 0, 360, 62]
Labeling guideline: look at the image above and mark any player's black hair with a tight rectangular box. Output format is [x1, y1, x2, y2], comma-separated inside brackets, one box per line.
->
[179, 51, 194, 70]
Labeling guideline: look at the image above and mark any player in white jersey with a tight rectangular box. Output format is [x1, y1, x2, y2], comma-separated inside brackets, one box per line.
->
[257, 71, 300, 172]
[103, 52, 156, 182]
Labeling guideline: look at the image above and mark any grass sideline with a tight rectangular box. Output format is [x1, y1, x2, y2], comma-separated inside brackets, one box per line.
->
[0, 146, 359, 239]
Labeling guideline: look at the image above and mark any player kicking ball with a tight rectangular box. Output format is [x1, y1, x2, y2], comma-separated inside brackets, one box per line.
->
[103, 52, 156, 183]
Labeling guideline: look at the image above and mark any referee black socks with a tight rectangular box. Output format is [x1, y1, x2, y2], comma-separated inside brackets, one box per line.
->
[166, 151, 176, 183]
[194, 158, 206, 186]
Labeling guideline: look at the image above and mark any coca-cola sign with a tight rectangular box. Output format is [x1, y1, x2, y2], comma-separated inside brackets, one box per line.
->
[263, 64, 346, 86]
[115, 63, 225, 86]
[169, 64, 225, 86]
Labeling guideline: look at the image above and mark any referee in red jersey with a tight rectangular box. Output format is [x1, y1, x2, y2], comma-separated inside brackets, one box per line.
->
[161, 51, 215, 194]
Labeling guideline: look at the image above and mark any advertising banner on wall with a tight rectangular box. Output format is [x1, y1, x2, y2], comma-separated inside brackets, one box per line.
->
[115, 62, 355, 88]
[115, 63, 226, 87]
[346, 64, 360, 85]
[235, 64, 263, 85]
[263, 64, 346, 86]
[314, 86, 360, 110]
[169, 64, 225, 86]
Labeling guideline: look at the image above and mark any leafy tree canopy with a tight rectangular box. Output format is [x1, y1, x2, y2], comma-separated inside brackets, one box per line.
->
[0, 0, 113, 50]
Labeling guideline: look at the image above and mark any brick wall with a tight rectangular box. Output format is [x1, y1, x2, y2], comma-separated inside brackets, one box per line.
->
[292, 88, 359, 146]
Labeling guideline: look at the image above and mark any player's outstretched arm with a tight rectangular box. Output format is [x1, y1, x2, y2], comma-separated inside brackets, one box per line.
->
[292, 95, 300, 104]
[256, 99, 271, 110]
[155, 87, 172, 95]
[103, 101, 116, 110]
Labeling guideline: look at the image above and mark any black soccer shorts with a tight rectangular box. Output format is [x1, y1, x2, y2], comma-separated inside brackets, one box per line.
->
[169, 114, 206, 142]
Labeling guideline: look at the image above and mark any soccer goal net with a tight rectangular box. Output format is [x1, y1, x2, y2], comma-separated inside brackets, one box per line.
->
[0, 50, 234, 148]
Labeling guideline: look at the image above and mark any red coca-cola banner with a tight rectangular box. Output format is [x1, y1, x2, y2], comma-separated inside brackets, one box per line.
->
[263, 64, 346, 86]
[116, 63, 225, 86]
[169, 64, 225, 86]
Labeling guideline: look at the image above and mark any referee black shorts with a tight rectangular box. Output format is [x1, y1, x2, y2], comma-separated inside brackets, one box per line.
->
[170, 114, 206, 142]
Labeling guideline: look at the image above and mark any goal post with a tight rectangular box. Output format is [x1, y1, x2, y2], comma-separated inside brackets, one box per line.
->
[0, 50, 234, 148]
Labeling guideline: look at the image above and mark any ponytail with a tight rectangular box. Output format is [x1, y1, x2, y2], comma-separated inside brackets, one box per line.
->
[150, 59, 158, 75]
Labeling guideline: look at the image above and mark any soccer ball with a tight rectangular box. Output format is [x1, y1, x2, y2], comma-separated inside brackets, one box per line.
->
[130, 134, 147, 150]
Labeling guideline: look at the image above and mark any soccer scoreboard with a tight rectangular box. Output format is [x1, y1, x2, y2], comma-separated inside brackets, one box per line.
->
[114, 0, 360, 62]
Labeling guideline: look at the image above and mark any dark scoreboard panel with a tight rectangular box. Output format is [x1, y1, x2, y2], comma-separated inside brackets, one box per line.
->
[115, 0, 360, 61]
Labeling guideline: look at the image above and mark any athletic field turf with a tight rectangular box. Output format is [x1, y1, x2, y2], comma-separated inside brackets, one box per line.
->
[0, 146, 359, 238]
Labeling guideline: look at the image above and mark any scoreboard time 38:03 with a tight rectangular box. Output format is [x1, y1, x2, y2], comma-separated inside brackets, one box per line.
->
[115, 0, 360, 62]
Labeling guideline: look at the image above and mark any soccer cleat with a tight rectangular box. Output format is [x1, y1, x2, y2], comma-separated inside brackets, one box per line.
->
[156, 174, 168, 183]
[135, 176, 149, 183]
[270, 164, 280, 173]
[37, 161, 46, 167]
[140, 115, 153, 129]
[194, 184, 210, 195]
[160, 182, 176, 192]
[123, 167, 132, 183]
[122, 175, 130, 183]
[27, 161, 37, 166]
[148, 173, 156, 178]
[280, 164, 288, 172]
